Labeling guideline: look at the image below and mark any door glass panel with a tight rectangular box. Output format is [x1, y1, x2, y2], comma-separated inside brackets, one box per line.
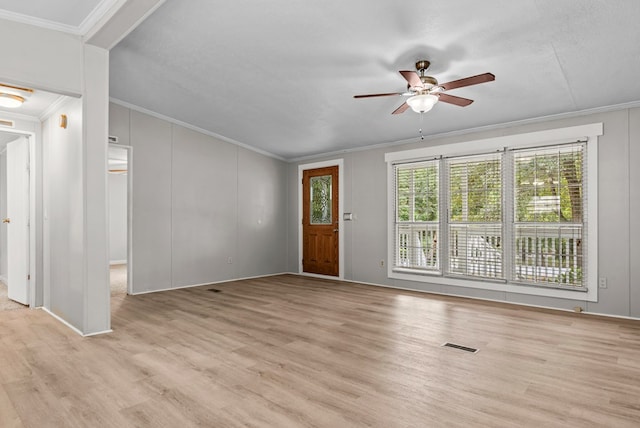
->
[310, 175, 332, 224]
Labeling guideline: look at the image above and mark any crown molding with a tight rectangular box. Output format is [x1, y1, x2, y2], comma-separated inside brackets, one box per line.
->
[39, 95, 71, 122]
[0, 9, 80, 34]
[78, 0, 120, 36]
[109, 98, 286, 162]
[287, 99, 640, 163]
[0, 0, 118, 36]
[0, 108, 41, 123]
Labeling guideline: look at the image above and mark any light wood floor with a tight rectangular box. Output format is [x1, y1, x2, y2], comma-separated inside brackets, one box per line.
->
[1, 275, 639, 427]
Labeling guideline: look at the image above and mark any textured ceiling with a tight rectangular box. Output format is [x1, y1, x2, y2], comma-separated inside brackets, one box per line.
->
[110, 0, 640, 160]
[5, 1, 640, 160]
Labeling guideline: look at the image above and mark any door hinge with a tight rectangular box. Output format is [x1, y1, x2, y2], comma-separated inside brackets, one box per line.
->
[27, 274, 30, 280]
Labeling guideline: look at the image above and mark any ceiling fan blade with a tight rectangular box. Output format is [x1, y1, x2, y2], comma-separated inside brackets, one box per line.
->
[440, 73, 495, 91]
[391, 102, 410, 115]
[399, 70, 423, 88]
[438, 93, 474, 107]
[354, 92, 403, 99]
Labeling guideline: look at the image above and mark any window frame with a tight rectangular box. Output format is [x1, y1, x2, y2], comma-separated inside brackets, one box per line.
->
[385, 123, 602, 302]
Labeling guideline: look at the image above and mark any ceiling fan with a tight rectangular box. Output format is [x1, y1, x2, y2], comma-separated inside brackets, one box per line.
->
[354, 60, 495, 115]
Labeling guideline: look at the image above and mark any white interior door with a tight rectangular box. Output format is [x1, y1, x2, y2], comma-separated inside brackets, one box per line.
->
[6, 137, 29, 305]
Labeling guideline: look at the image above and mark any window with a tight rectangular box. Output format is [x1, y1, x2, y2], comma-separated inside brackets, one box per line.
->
[447, 153, 503, 279]
[513, 144, 585, 287]
[385, 124, 601, 301]
[394, 161, 439, 271]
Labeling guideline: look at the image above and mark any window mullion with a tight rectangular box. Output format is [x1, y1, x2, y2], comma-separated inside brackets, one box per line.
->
[439, 156, 449, 275]
[503, 149, 514, 283]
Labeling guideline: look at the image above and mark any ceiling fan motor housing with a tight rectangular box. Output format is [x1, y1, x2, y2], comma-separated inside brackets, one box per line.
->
[420, 75, 438, 90]
[413, 60, 438, 91]
[415, 60, 431, 71]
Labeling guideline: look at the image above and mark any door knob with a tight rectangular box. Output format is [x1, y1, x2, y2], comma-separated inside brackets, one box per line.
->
[2, 218, 9, 223]
[333, 228, 339, 232]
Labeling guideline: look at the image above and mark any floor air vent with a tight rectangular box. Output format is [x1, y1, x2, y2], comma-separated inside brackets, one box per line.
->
[442, 342, 478, 353]
[208, 288, 222, 293]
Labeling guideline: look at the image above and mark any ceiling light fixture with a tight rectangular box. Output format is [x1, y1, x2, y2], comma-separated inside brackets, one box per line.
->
[0, 93, 25, 108]
[406, 93, 439, 113]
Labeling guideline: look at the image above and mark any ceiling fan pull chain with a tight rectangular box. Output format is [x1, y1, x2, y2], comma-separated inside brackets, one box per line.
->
[419, 112, 425, 140]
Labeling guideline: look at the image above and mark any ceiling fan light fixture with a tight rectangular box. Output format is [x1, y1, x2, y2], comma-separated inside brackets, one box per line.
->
[406, 93, 438, 113]
[0, 93, 25, 108]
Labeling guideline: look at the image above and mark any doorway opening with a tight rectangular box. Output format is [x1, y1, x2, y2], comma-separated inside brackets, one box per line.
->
[298, 159, 344, 279]
[108, 144, 131, 295]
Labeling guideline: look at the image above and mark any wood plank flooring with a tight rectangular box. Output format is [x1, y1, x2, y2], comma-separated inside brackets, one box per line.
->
[1, 274, 639, 427]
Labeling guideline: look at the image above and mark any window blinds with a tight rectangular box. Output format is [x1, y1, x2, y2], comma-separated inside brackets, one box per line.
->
[394, 161, 439, 271]
[391, 141, 587, 288]
[446, 153, 503, 279]
[512, 142, 586, 287]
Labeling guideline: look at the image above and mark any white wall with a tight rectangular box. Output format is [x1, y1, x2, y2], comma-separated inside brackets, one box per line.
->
[109, 103, 288, 293]
[42, 98, 85, 328]
[108, 173, 127, 263]
[40, 57, 110, 335]
[289, 107, 640, 319]
[81, 45, 110, 334]
[0, 19, 82, 95]
[629, 108, 640, 318]
[0, 18, 111, 334]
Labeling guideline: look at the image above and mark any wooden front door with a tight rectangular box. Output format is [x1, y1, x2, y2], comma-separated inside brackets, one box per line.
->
[302, 166, 339, 276]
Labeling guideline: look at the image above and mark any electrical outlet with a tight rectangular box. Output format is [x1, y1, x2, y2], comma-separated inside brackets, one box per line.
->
[227, 257, 233, 264]
[598, 277, 607, 289]
[380, 260, 385, 268]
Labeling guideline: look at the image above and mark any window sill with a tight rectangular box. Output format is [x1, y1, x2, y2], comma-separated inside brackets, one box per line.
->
[389, 269, 596, 302]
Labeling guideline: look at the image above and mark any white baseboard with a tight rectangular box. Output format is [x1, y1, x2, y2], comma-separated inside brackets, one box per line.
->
[130, 272, 289, 295]
[296, 271, 344, 281]
[83, 328, 114, 337]
[40, 307, 113, 337]
[41, 307, 84, 336]
[287, 272, 640, 322]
